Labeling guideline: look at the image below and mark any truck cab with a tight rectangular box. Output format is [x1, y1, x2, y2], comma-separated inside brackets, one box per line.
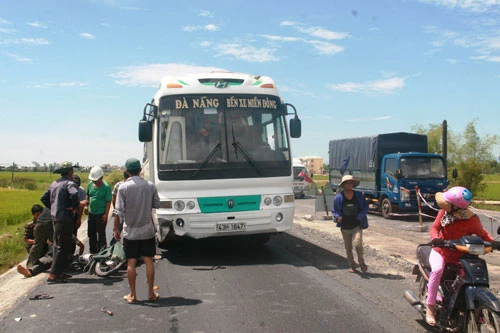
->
[377, 152, 448, 218]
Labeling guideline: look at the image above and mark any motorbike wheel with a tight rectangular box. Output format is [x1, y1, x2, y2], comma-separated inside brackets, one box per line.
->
[467, 306, 500, 333]
[94, 259, 125, 277]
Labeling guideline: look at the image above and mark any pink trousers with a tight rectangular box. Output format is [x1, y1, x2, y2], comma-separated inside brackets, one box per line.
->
[427, 249, 445, 306]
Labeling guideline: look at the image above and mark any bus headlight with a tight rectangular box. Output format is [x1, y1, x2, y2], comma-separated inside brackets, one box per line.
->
[174, 200, 185, 211]
[273, 196, 283, 206]
[186, 201, 196, 210]
[264, 197, 272, 206]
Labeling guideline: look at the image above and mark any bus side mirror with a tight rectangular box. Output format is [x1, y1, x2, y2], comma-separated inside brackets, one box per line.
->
[285, 103, 301, 138]
[290, 116, 301, 138]
[139, 103, 157, 142]
[139, 119, 153, 142]
[452, 168, 458, 179]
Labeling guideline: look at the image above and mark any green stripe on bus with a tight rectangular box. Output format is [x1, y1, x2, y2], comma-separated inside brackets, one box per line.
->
[198, 195, 261, 213]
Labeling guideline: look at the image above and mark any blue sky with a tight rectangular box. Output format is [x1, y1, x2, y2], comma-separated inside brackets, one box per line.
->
[1, 0, 499, 168]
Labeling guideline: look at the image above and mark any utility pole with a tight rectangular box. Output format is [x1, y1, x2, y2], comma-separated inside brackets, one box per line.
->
[11, 162, 15, 184]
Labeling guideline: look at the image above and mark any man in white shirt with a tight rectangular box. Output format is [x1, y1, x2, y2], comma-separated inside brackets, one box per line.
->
[113, 158, 160, 303]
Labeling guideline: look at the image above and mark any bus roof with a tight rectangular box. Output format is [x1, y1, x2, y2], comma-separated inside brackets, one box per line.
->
[154, 72, 281, 100]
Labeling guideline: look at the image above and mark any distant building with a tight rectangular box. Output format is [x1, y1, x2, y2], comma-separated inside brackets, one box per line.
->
[297, 156, 324, 175]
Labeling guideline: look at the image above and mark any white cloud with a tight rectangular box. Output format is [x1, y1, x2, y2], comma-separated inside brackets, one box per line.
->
[204, 24, 219, 31]
[79, 33, 96, 39]
[261, 34, 301, 42]
[0, 37, 49, 45]
[470, 54, 500, 62]
[199, 10, 213, 17]
[28, 82, 88, 88]
[109, 63, 227, 87]
[199, 41, 212, 47]
[280, 20, 350, 40]
[214, 43, 278, 62]
[27, 21, 48, 29]
[183, 24, 220, 32]
[21, 37, 49, 45]
[306, 40, 344, 55]
[447, 58, 459, 64]
[420, 0, 500, 13]
[4, 53, 32, 62]
[280, 20, 298, 27]
[295, 26, 350, 40]
[0, 27, 16, 33]
[183, 25, 197, 32]
[0, 18, 12, 25]
[276, 20, 348, 56]
[423, 25, 500, 63]
[327, 77, 407, 94]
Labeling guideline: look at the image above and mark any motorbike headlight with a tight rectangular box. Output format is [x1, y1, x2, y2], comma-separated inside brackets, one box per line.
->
[467, 244, 485, 256]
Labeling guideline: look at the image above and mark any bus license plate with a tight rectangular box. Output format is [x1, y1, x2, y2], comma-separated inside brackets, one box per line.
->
[216, 222, 246, 232]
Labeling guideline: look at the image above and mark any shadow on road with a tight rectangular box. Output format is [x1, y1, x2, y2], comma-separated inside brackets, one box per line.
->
[127, 296, 202, 308]
[160, 233, 405, 281]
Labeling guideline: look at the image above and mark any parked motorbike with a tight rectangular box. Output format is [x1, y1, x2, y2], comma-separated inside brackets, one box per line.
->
[405, 235, 500, 332]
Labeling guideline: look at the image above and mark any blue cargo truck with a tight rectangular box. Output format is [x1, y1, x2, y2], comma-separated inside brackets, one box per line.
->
[328, 132, 448, 218]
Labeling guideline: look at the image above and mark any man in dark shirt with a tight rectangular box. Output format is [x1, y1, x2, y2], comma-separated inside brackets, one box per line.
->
[40, 161, 79, 283]
[23, 205, 41, 252]
[17, 205, 54, 277]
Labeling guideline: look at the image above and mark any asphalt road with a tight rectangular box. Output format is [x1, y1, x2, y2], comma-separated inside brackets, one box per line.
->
[2, 197, 500, 332]
[0, 236, 423, 333]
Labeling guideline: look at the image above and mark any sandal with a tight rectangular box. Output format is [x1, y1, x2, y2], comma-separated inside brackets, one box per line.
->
[47, 277, 68, 284]
[123, 294, 137, 304]
[58, 273, 72, 279]
[349, 267, 356, 273]
[361, 264, 368, 273]
[426, 304, 436, 326]
[29, 292, 54, 300]
[148, 292, 160, 301]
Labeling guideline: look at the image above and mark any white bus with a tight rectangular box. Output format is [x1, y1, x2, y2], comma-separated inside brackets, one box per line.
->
[138, 72, 301, 247]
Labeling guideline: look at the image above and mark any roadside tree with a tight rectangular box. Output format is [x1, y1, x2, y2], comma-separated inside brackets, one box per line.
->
[413, 119, 499, 196]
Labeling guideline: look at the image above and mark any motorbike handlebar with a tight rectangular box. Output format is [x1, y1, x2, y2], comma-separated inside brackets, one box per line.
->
[426, 238, 497, 251]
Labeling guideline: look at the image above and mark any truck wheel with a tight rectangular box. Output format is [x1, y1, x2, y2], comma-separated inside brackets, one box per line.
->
[380, 198, 392, 219]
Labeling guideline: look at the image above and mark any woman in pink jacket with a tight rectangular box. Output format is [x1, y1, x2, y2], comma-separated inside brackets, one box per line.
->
[426, 186, 498, 326]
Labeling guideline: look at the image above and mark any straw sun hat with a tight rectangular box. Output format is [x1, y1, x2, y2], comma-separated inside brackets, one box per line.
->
[338, 175, 360, 188]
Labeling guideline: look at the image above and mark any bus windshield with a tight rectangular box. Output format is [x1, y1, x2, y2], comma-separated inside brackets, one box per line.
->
[156, 94, 291, 180]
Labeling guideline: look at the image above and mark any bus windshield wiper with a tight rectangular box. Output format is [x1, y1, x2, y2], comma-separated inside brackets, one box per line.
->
[191, 143, 221, 179]
[232, 140, 262, 176]
[230, 126, 262, 176]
